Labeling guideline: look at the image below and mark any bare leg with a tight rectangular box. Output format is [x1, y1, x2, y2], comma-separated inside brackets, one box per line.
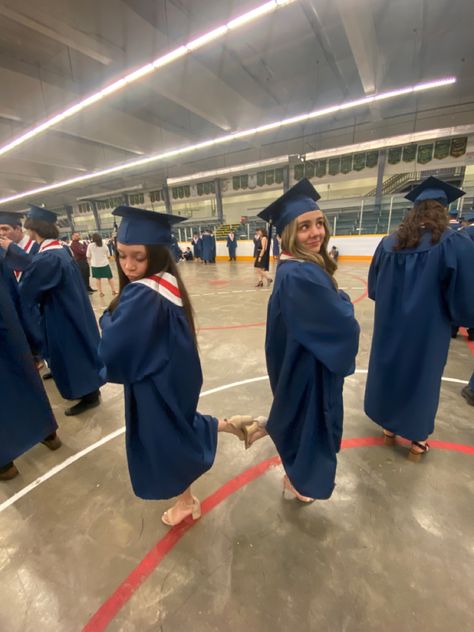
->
[108, 278, 117, 294]
[96, 278, 103, 296]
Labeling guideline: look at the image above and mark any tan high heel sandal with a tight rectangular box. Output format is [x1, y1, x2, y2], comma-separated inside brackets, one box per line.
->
[407, 441, 430, 463]
[282, 475, 315, 503]
[161, 496, 201, 526]
[383, 430, 396, 446]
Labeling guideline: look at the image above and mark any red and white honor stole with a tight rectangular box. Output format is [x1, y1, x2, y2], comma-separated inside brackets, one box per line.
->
[14, 236, 40, 280]
[38, 239, 63, 253]
[135, 272, 183, 307]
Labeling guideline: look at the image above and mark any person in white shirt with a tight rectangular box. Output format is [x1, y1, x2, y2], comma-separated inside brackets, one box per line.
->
[86, 233, 117, 297]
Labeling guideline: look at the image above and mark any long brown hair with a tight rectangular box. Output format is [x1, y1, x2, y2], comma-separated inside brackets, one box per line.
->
[92, 233, 103, 247]
[281, 213, 337, 281]
[394, 200, 448, 250]
[108, 244, 197, 344]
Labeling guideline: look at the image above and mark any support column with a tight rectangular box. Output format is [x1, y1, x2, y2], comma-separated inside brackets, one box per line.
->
[215, 178, 224, 223]
[65, 205, 75, 232]
[283, 166, 290, 193]
[162, 183, 172, 214]
[91, 201, 101, 231]
[374, 149, 386, 212]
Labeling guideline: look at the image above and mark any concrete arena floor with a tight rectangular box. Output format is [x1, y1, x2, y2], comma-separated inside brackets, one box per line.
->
[0, 260, 473, 632]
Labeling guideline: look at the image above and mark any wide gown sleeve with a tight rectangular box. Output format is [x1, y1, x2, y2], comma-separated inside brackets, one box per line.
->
[367, 240, 384, 300]
[441, 231, 474, 327]
[281, 263, 360, 376]
[99, 283, 170, 384]
[4, 242, 33, 272]
[18, 255, 62, 353]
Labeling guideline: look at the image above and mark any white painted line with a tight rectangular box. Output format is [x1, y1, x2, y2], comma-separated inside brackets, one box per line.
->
[0, 371, 469, 514]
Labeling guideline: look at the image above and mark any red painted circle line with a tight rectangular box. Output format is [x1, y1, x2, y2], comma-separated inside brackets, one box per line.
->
[198, 274, 368, 331]
[82, 435, 473, 632]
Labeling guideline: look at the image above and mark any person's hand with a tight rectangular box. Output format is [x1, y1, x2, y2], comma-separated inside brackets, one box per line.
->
[0, 235, 13, 250]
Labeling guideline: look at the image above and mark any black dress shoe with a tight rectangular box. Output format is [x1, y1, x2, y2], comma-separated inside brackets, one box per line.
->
[41, 433, 62, 450]
[42, 371, 53, 380]
[88, 288, 97, 292]
[0, 462, 19, 480]
[461, 385, 474, 406]
[64, 391, 101, 416]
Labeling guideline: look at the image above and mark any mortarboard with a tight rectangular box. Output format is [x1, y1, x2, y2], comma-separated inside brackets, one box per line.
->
[112, 206, 186, 245]
[258, 178, 321, 236]
[27, 204, 58, 224]
[0, 211, 23, 227]
[448, 209, 459, 217]
[405, 176, 465, 205]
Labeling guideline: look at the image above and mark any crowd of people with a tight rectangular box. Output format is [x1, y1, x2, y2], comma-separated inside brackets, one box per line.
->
[1, 176, 473, 524]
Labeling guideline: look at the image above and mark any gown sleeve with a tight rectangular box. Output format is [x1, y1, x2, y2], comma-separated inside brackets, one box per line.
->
[18, 255, 63, 354]
[367, 239, 384, 300]
[281, 263, 360, 376]
[441, 231, 474, 327]
[4, 242, 33, 272]
[98, 283, 170, 384]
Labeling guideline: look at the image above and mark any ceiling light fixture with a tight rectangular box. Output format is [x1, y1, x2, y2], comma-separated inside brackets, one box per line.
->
[0, 0, 297, 159]
[0, 76, 456, 206]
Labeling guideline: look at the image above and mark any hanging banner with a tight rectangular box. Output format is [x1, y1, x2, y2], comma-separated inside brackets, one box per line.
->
[304, 162, 314, 178]
[265, 170, 275, 185]
[294, 164, 304, 181]
[248, 174, 257, 189]
[328, 157, 340, 176]
[450, 136, 467, 158]
[366, 151, 379, 168]
[315, 159, 327, 178]
[197, 183, 203, 196]
[353, 153, 366, 171]
[402, 144, 417, 162]
[388, 147, 402, 165]
[257, 171, 265, 187]
[232, 176, 240, 190]
[341, 155, 352, 174]
[275, 168, 284, 184]
[417, 143, 433, 164]
[240, 174, 249, 189]
[434, 139, 450, 160]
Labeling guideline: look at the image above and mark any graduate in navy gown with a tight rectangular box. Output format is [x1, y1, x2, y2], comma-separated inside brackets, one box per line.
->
[200, 230, 214, 264]
[1, 205, 105, 416]
[243, 179, 360, 502]
[0, 258, 61, 481]
[98, 206, 255, 526]
[0, 212, 39, 279]
[226, 231, 238, 261]
[364, 177, 474, 460]
[191, 233, 202, 260]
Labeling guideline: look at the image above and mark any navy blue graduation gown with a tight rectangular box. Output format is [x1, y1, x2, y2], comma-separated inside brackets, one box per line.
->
[364, 229, 474, 441]
[226, 235, 237, 256]
[265, 259, 360, 499]
[98, 273, 218, 500]
[0, 260, 57, 466]
[191, 237, 202, 258]
[18, 240, 104, 400]
[201, 234, 214, 262]
[461, 225, 474, 242]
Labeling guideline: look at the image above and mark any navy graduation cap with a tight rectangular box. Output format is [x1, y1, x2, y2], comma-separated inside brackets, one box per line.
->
[258, 178, 321, 236]
[28, 204, 58, 224]
[0, 211, 23, 226]
[405, 176, 465, 205]
[113, 206, 186, 245]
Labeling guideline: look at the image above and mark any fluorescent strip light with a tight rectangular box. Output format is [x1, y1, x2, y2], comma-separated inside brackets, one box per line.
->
[0, 1, 297, 159]
[0, 76, 456, 206]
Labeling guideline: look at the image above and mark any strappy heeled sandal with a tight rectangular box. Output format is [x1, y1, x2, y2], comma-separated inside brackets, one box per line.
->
[408, 441, 430, 462]
[282, 475, 315, 503]
[161, 496, 201, 526]
[383, 430, 396, 446]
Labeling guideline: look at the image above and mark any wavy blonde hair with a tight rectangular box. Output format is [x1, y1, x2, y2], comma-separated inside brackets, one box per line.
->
[280, 213, 337, 281]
